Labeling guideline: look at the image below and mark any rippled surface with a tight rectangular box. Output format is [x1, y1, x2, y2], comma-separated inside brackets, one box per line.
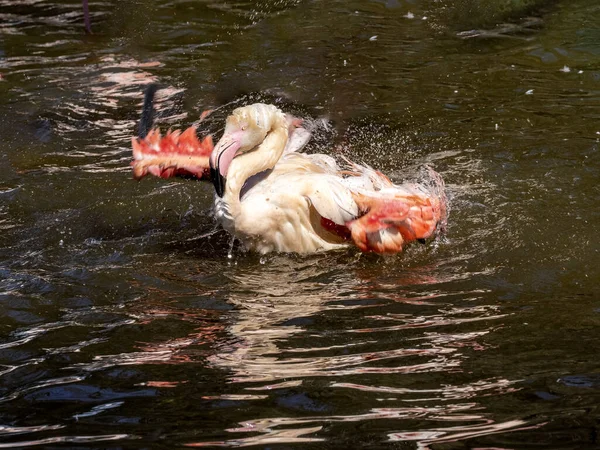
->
[1, 0, 600, 448]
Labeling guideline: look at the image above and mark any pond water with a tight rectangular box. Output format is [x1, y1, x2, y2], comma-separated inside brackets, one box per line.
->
[1, 0, 599, 448]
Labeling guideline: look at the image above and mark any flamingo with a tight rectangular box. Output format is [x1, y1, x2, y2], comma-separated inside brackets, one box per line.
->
[131, 103, 447, 254]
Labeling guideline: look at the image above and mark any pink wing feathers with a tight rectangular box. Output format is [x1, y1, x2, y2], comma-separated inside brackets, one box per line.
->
[345, 167, 447, 254]
[131, 126, 214, 180]
[347, 192, 445, 253]
[130, 83, 215, 181]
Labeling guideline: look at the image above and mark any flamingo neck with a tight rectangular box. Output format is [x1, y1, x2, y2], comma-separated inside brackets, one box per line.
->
[222, 119, 289, 217]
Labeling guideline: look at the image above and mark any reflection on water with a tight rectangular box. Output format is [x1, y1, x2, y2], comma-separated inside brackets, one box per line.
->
[1, 0, 600, 448]
[180, 259, 528, 447]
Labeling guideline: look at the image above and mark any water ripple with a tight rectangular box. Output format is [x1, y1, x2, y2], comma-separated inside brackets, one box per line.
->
[332, 377, 520, 401]
[69, 351, 174, 372]
[0, 375, 86, 404]
[185, 403, 542, 448]
[389, 419, 547, 449]
[0, 424, 64, 438]
[0, 433, 133, 448]
[72, 401, 124, 420]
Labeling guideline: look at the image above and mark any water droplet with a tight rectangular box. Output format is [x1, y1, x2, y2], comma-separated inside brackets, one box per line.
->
[227, 238, 235, 259]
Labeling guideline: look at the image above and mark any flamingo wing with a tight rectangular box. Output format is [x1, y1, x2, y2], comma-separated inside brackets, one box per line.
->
[267, 155, 447, 254]
[131, 126, 214, 180]
[273, 153, 359, 226]
[283, 125, 312, 155]
[344, 167, 447, 254]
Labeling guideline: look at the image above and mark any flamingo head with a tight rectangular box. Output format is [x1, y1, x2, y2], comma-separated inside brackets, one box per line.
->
[210, 104, 282, 197]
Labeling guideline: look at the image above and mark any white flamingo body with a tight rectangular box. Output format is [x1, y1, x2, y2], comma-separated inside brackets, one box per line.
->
[215, 154, 359, 253]
[209, 103, 446, 254]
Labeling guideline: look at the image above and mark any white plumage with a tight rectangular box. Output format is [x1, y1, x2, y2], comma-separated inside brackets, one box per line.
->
[208, 103, 446, 254]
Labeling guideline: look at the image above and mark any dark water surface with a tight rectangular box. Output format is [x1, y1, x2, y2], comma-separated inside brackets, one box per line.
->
[1, 0, 599, 448]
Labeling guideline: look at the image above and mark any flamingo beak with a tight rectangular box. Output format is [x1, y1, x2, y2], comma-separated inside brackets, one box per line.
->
[209, 131, 243, 197]
[209, 161, 225, 198]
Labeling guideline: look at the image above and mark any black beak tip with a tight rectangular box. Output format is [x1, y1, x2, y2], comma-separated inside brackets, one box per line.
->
[210, 167, 225, 197]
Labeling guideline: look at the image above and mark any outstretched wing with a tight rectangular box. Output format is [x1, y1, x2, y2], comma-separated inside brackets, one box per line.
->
[131, 126, 214, 180]
[131, 84, 215, 181]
